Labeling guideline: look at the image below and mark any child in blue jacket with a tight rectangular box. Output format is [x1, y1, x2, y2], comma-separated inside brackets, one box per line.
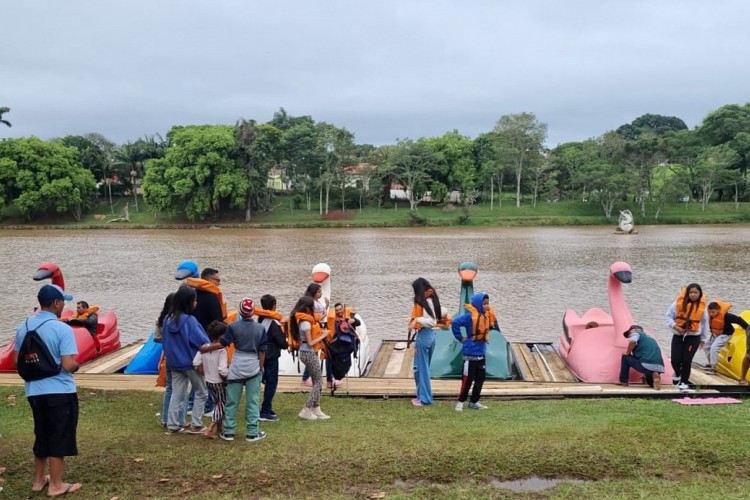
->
[451, 293, 498, 411]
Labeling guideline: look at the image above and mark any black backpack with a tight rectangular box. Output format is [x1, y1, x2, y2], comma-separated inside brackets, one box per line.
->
[17, 319, 62, 381]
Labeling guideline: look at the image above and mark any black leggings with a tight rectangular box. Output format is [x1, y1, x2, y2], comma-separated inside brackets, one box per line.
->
[458, 358, 487, 404]
[671, 335, 701, 384]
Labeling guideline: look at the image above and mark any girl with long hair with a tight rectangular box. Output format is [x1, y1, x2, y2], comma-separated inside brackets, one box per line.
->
[409, 277, 442, 406]
[290, 296, 331, 420]
[162, 285, 211, 433]
[665, 283, 708, 391]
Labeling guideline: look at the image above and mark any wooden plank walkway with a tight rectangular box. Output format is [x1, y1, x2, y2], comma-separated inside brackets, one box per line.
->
[79, 340, 146, 374]
[2, 341, 745, 400]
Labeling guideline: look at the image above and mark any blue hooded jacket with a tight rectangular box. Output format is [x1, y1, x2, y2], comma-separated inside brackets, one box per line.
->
[162, 313, 210, 371]
[451, 293, 492, 357]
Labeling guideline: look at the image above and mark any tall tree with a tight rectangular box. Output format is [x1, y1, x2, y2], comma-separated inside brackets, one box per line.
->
[234, 119, 282, 221]
[0, 138, 96, 221]
[492, 112, 548, 207]
[693, 144, 739, 211]
[385, 139, 436, 211]
[143, 125, 245, 221]
[616, 113, 687, 140]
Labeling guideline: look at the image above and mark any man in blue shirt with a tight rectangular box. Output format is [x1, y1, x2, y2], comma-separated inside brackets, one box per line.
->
[14, 284, 82, 496]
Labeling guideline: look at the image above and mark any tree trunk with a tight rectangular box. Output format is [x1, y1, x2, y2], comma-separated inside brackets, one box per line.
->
[516, 164, 522, 207]
[245, 193, 252, 222]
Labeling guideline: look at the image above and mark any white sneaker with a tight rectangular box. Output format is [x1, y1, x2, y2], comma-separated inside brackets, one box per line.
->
[469, 402, 488, 410]
[311, 407, 331, 420]
[455, 402, 464, 411]
[677, 383, 690, 391]
[298, 408, 318, 420]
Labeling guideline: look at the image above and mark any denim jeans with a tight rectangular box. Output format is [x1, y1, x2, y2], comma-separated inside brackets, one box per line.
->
[161, 369, 185, 426]
[168, 369, 208, 430]
[704, 334, 731, 367]
[223, 375, 262, 437]
[413, 328, 436, 404]
[261, 357, 279, 416]
[619, 355, 655, 386]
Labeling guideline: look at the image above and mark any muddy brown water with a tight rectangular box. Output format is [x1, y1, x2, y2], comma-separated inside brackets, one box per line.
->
[2, 226, 749, 358]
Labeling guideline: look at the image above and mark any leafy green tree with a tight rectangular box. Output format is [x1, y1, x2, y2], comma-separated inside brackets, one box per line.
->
[698, 103, 750, 179]
[0, 107, 11, 127]
[616, 113, 687, 140]
[492, 112, 548, 207]
[385, 139, 436, 211]
[622, 135, 667, 217]
[651, 164, 690, 220]
[143, 125, 244, 220]
[0, 137, 96, 221]
[693, 144, 739, 211]
[235, 119, 283, 220]
[317, 122, 356, 214]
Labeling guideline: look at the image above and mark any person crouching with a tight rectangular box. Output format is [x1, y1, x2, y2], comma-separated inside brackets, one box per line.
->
[619, 324, 665, 390]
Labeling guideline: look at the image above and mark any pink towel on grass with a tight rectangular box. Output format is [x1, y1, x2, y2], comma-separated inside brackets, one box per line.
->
[672, 397, 742, 405]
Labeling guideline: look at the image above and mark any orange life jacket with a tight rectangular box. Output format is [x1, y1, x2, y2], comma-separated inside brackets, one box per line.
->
[709, 300, 732, 335]
[69, 305, 99, 320]
[464, 303, 497, 342]
[255, 308, 283, 322]
[186, 277, 228, 320]
[675, 289, 707, 332]
[409, 303, 452, 329]
[293, 312, 324, 353]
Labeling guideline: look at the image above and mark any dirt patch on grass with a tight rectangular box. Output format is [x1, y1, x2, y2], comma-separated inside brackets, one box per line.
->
[322, 210, 355, 220]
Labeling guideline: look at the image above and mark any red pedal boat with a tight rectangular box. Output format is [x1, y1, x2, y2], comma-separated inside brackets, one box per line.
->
[0, 262, 121, 372]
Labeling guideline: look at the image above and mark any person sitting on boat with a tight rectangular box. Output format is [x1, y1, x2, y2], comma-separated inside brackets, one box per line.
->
[451, 293, 497, 411]
[619, 324, 664, 390]
[665, 283, 708, 391]
[61, 301, 98, 336]
[704, 300, 749, 374]
[325, 303, 362, 387]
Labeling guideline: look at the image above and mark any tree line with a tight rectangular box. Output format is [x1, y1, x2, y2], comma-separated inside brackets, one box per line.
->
[1, 103, 749, 222]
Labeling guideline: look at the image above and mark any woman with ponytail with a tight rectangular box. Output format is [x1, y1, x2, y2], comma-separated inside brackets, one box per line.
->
[408, 277, 443, 406]
[289, 296, 331, 420]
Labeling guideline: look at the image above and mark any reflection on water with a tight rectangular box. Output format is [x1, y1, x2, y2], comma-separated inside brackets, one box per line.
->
[2, 226, 750, 356]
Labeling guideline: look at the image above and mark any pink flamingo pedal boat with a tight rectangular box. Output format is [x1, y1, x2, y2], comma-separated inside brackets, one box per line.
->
[0, 262, 121, 372]
[559, 261, 672, 385]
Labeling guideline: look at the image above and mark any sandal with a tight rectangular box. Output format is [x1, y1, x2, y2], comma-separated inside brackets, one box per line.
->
[739, 379, 748, 386]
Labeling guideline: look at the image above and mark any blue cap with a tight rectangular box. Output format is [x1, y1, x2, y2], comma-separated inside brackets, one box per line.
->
[37, 284, 73, 305]
[175, 260, 199, 280]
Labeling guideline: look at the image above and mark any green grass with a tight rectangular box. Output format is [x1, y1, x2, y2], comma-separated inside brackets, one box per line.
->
[4, 195, 750, 229]
[2, 387, 750, 498]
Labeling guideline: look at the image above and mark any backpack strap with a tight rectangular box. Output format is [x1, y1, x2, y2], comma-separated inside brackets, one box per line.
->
[25, 318, 55, 333]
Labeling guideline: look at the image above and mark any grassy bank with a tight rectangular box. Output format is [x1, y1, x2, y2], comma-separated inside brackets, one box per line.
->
[1, 386, 749, 498]
[3, 196, 750, 229]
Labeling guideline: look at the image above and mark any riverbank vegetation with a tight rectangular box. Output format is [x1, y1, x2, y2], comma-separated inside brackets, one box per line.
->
[2, 103, 750, 227]
[3, 195, 750, 229]
[1, 386, 748, 498]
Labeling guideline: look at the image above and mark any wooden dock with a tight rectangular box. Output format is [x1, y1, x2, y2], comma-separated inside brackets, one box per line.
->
[1, 340, 746, 400]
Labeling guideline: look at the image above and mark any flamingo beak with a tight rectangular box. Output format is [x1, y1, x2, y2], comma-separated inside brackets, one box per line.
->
[312, 271, 330, 284]
[33, 269, 53, 281]
[613, 270, 632, 283]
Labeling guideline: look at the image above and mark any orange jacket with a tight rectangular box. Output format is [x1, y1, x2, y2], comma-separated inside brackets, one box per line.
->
[293, 311, 325, 353]
[709, 300, 732, 335]
[675, 289, 707, 332]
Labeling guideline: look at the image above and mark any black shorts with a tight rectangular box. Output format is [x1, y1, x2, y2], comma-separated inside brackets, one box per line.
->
[28, 393, 79, 458]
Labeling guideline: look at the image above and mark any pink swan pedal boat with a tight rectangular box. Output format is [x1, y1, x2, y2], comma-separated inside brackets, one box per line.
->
[559, 261, 672, 385]
[0, 262, 121, 372]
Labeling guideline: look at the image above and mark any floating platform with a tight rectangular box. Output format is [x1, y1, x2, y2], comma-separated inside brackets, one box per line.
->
[1, 340, 745, 400]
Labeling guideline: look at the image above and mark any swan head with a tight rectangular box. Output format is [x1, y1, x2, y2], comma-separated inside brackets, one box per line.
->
[458, 262, 478, 283]
[312, 263, 331, 284]
[610, 261, 632, 284]
[34, 262, 65, 289]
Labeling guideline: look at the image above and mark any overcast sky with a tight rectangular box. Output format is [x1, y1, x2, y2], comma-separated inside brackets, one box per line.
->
[3, 1, 749, 148]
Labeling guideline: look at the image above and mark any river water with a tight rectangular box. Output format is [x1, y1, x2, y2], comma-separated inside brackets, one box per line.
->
[2, 226, 749, 356]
